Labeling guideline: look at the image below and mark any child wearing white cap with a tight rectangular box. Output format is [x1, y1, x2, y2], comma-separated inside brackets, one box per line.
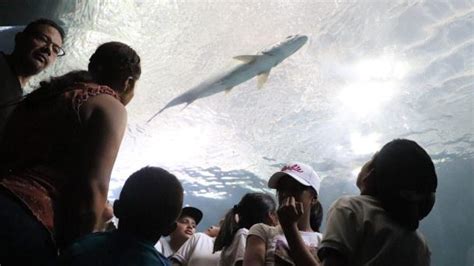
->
[243, 162, 323, 266]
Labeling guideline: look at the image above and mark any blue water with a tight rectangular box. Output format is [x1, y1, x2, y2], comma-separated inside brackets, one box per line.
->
[1, 1, 473, 265]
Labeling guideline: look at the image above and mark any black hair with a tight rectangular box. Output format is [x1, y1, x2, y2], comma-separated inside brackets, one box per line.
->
[38, 70, 92, 90]
[116, 166, 183, 233]
[23, 18, 66, 41]
[214, 192, 276, 252]
[310, 201, 323, 232]
[373, 139, 437, 230]
[0, 70, 92, 109]
[88, 41, 141, 88]
[23, 70, 92, 105]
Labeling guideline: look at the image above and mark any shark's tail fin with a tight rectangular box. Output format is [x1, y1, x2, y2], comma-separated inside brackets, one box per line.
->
[146, 97, 195, 123]
[146, 106, 167, 123]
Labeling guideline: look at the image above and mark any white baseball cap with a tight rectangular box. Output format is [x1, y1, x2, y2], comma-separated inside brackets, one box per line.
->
[268, 162, 321, 195]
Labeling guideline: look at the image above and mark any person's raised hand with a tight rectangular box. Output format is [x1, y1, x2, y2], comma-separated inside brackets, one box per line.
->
[277, 196, 304, 228]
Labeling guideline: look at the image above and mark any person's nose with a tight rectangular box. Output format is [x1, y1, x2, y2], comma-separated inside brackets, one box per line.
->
[40, 44, 52, 56]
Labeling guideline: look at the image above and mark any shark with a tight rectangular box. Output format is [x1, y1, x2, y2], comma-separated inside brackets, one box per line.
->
[147, 34, 308, 122]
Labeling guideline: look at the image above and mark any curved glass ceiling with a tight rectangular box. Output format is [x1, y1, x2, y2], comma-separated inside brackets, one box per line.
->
[1, 1, 472, 265]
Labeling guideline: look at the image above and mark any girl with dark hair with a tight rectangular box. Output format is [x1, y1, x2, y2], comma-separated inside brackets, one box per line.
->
[310, 201, 323, 233]
[214, 192, 277, 266]
[0, 41, 141, 265]
[318, 139, 437, 266]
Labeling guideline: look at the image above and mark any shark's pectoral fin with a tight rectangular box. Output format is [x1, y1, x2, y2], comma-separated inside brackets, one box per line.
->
[257, 70, 271, 89]
[233, 55, 259, 63]
[225, 86, 234, 94]
[181, 103, 191, 111]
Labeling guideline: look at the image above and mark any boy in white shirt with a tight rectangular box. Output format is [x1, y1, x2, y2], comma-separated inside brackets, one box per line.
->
[155, 206, 203, 257]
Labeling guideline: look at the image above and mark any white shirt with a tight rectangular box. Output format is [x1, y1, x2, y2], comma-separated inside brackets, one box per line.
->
[219, 228, 248, 266]
[319, 195, 431, 266]
[155, 237, 174, 258]
[248, 224, 322, 266]
[172, 233, 220, 266]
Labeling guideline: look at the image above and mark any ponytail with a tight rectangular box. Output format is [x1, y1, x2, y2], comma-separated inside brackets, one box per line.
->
[310, 201, 323, 232]
[213, 206, 238, 252]
[213, 193, 276, 252]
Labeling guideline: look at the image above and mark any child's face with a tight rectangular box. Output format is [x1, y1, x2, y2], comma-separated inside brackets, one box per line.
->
[266, 210, 279, 226]
[170, 215, 197, 242]
[276, 175, 315, 211]
[205, 225, 220, 237]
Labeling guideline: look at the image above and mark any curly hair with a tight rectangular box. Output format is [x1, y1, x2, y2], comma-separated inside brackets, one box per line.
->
[23, 70, 92, 106]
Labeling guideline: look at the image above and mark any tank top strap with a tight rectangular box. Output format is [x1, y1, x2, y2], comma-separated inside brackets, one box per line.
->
[68, 82, 120, 114]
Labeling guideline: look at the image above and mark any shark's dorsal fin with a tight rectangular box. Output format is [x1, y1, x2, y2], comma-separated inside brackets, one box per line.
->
[257, 70, 271, 89]
[233, 55, 259, 63]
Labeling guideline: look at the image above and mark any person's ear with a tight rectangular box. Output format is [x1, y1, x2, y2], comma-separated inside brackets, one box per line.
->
[120, 77, 135, 105]
[266, 211, 279, 226]
[365, 166, 375, 177]
[118, 77, 136, 105]
[123, 77, 135, 93]
[361, 168, 375, 184]
[360, 168, 377, 194]
[234, 213, 240, 224]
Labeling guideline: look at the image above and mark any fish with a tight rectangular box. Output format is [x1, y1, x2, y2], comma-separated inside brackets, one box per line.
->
[147, 34, 308, 122]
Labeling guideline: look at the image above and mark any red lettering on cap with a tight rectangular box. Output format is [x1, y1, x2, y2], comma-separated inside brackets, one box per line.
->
[281, 164, 303, 173]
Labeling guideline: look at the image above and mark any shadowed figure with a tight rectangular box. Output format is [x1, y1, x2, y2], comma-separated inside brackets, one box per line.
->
[318, 139, 437, 266]
[0, 18, 65, 138]
[59, 166, 184, 266]
[0, 41, 141, 265]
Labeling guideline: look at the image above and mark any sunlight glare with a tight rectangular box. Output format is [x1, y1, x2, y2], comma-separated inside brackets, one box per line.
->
[338, 55, 409, 116]
[350, 132, 381, 155]
[144, 125, 211, 166]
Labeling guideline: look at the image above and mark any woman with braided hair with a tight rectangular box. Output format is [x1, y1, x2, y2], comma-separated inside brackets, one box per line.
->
[0, 41, 140, 265]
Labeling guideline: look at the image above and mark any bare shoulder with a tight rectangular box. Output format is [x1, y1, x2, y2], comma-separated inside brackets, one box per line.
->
[78, 94, 127, 126]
